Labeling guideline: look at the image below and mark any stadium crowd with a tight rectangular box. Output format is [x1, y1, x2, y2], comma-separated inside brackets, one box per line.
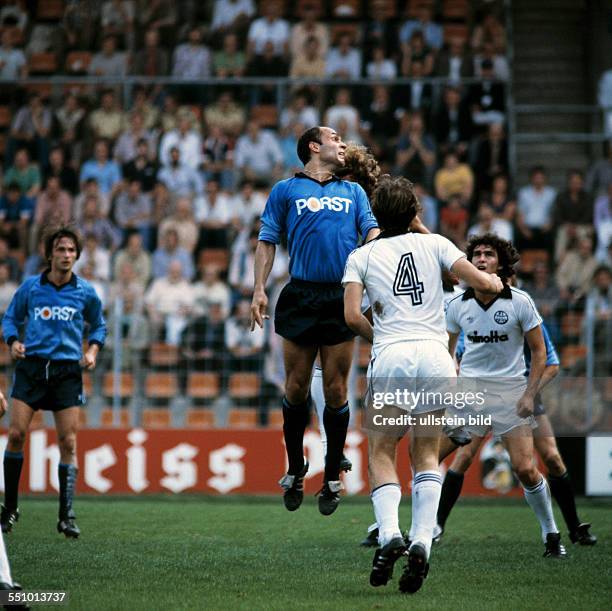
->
[0, 0, 610, 421]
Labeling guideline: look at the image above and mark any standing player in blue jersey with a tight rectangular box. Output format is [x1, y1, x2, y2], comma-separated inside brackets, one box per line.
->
[251, 127, 379, 515]
[1, 226, 106, 538]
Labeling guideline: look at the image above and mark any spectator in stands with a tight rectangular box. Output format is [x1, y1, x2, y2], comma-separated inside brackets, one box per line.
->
[481, 173, 516, 222]
[366, 45, 397, 80]
[194, 179, 234, 249]
[586, 140, 612, 198]
[159, 112, 203, 171]
[467, 203, 513, 242]
[434, 36, 473, 82]
[178, 299, 227, 392]
[399, 4, 443, 51]
[122, 139, 159, 193]
[157, 146, 204, 197]
[229, 228, 260, 299]
[469, 59, 505, 131]
[144, 259, 194, 343]
[324, 88, 362, 143]
[114, 112, 157, 165]
[594, 181, 612, 237]
[363, 0, 397, 63]
[204, 90, 246, 139]
[0, 1, 27, 33]
[0, 28, 26, 79]
[395, 111, 436, 186]
[113, 231, 151, 286]
[88, 35, 127, 77]
[172, 25, 211, 79]
[516, 166, 556, 251]
[434, 149, 474, 206]
[279, 91, 319, 131]
[0, 262, 17, 322]
[131, 27, 168, 76]
[158, 196, 198, 255]
[471, 11, 506, 53]
[414, 182, 438, 232]
[522, 262, 561, 344]
[43, 146, 79, 195]
[210, 0, 255, 44]
[245, 41, 289, 103]
[225, 299, 265, 372]
[433, 86, 472, 158]
[89, 89, 125, 143]
[130, 86, 160, 131]
[233, 120, 283, 185]
[101, 0, 135, 51]
[552, 170, 594, 263]
[80, 139, 122, 197]
[213, 33, 246, 78]
[474, 40, 510, 82]
[289, 35, 326, 79]
[74, 233, 111, 282]
[230, 180, 266, 230]
[439, 193, 468, 249]
[192, 264, 231, 318]
[32, 175, 73, 232]
[362, 85, 399, 164]
[584, 265, 611, 376]
[113, 179, 153, 245]
[74, 177, 111, 222]
[280, 122, 304, 175]
[556, 237, 599, 308]
[109, 259, 145, 304]
[62, 0, 100, 51]
[0, 237, 20, 281]
[202, 125, 234, 191]
[400, 30, 434, 77]
[290, 3, 329, 62]
[4, 148, 41, 198]
[7, 93, 51, 167]
[246, 1, 290, 62]
[473, 122, 508, 196]
[136, 0, 177, 47]
[78, 196, 122, 251]
[0, 183, 32, 250]
[53, 93, 85, 165]
[23, 240, 46, 278]
[152, 227, 194, 280]
[397, 57, 433, 116]
[325, 32, 361, 79]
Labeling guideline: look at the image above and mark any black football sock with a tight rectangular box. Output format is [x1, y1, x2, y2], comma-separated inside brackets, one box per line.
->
[3, 451, 23, 511]
[282, 396, 311, 475]
[548, 471, 580, 532]
[58, 464, 78, 520]
[437, 469, 464, 528]
[323, 402, 350, 481]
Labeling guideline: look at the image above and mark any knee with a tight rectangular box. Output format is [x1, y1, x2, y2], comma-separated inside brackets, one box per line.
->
[543, 451, 565, 476]
[7, 427, 26, 450]
[323, 379, 347, 407]
[515, 462, 539, 487]
[58, 432, 77, 457]
[452, 450, 474, 474]
[285, 378, 310, 405]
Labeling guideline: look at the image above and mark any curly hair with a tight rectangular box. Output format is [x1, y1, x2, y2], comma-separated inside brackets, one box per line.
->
[336, 142, 382, 198]
[466, 233, 520, 282]
[43, 224, 83, 262]
[371, 175, 421, 233]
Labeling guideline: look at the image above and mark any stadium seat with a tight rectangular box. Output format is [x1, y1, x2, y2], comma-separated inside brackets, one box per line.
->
[332, 0, 361, 18]
[145, 372, 178, 399]
[149, 342, 179, 367]
[187, 372, 220, 400]
[443, 23, 469, 44]
[228, 373, 260, 399]
[227, 408, 258, 428]
[185, 408, 215, 427]
[267, 409, 283, 428]
[406, 0, 435, 18]
[65, 51, 92, 74]
[519, 250, 549, 275]
[198, 248, 230, 271]
[251, 105, 278, 128]
[24, 83, 52, 99]
[294, 0, 323, 18]
[442, 0, 469, 20]
[28, 52, 58, 75]
[368, 0, 396, 18]
[37, 0, 65, 21]
[142, 408, 171, 427]
[100, 408, 130, 427]
[103, 372, 134, 399]
[560, 345, 587, 369]
[560, 312, 583, 340]
[0, 106, 11, 129]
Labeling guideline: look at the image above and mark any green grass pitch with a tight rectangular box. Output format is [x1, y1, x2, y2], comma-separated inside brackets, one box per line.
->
[7, 496, 611, 610]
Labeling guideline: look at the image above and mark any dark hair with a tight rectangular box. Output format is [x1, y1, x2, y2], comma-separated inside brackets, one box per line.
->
[6, 182, 20, 192]
[297, 126, 322, 165]
[529, 165, 546, 177]
[43, 225, 82, 262]
[465, 233, 520, 282]
[336, 143, 381, 198]
[371, 176, 420, 233]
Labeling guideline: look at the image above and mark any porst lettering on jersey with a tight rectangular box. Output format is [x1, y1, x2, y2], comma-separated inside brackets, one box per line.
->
[33, 306, 78, 321]
[294, 195, 352, 216]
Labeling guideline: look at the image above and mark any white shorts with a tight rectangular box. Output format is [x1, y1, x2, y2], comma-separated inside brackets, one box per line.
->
[367, 340, 456, 415]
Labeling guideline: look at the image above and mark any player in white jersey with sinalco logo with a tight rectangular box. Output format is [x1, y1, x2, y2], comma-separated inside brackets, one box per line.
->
[342, 177, 502, 594]
[445, 233, 567, 558]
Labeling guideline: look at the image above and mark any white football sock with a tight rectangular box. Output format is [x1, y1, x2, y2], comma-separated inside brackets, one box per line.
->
[408, 482, 416, 541]
[371, 483, 402, 546]
[311, 367, 326, 451]
[0, 534, 13, 586]
[411, 470, 442, 558]
[523, 477, 558, 542]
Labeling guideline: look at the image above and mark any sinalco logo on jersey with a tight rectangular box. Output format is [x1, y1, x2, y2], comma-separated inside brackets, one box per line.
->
[34, 306, 78, 321]
[295, 196, 353, 216]
[466, 330, 509, 343]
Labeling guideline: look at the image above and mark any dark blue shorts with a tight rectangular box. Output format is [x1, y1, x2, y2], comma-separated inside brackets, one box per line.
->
[11, 357, 84, 412]
[533, 392, 545, 417]
[274, 279, 355, 346]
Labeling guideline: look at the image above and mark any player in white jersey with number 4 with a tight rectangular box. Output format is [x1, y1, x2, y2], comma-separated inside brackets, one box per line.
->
[342, 177, 503, 594]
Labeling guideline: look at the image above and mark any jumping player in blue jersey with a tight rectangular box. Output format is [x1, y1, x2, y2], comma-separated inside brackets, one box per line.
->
[1, 226, 106, 538]
[251, 127, 379, 515]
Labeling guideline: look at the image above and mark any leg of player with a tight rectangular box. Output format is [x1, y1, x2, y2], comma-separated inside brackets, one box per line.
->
[278, 340, 318, 511]
[54, 407, 81, 538]
[367, 432, 406, 587]
[1, 400, 34, 533]
[317, 340, 353, 515]
[503, 427, 566, 558]
[534, 414, 596, 545]
[434, 435, 485, 542]
[399, 414, 444, 595]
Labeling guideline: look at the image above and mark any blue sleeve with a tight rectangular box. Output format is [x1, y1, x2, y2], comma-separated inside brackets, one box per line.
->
[111, 162, 122, 183]
[455, 331, 465, 362]
[84, 285, 107, 347]
[354, 183, 378, 238]
[542, 324, 560, 366]
[259, 180, 287, 244]
[79, 162, 92, 183]
[2, 280, 31, 343]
